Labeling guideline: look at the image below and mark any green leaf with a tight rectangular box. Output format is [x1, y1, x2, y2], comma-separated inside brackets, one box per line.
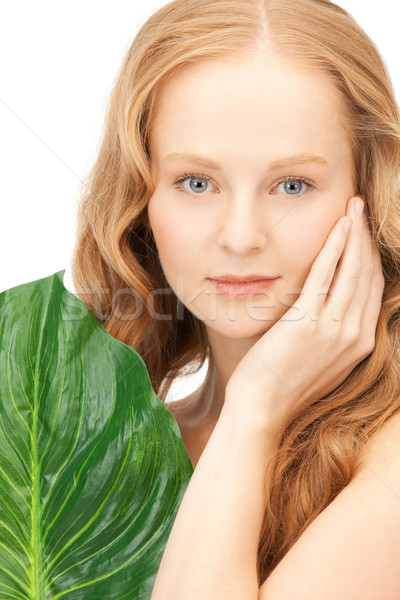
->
[0, 270, 194, 599]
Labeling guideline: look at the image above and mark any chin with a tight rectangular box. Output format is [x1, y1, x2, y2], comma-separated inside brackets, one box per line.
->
[205, 315, 277, 340]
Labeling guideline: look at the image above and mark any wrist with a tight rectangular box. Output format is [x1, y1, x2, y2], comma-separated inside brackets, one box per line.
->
[221, 393, 286, 447]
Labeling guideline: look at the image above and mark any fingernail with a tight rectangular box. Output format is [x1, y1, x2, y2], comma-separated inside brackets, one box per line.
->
[356, 199, 364, 215]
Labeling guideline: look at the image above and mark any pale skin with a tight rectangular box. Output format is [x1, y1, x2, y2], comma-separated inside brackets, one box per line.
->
[147, 54, 400, 598]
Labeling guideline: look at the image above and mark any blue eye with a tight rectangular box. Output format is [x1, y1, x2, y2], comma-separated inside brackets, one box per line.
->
[275, 177, 313, 196]
[173, 172, 216, 195]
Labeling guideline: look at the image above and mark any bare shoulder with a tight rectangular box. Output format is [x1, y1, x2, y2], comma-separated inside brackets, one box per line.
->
[259, 409, 400, 599]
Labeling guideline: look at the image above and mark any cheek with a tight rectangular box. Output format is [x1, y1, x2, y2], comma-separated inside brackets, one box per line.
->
[147, 195, 196, 274]
[148, 194, 179, 244]
[280, 209, 341, 287]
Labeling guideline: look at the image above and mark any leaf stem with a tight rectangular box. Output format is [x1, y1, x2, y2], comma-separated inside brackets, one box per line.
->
[30, 288, 52, 599]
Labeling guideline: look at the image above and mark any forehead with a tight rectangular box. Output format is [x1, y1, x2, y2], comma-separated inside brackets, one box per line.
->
[149, 54, 352, 166]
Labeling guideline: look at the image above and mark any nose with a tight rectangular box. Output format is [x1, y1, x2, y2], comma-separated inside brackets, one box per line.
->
[217, 196, 269, 256]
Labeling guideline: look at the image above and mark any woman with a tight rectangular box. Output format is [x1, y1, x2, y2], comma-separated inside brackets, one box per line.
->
[69, 0, 400, 596]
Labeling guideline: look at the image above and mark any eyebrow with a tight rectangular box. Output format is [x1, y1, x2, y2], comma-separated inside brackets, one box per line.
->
[162, 152, 330, 171]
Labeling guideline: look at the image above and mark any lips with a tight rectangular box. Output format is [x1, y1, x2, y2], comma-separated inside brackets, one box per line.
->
[209, 274, 278, 283]
[207, 276, 279, 299]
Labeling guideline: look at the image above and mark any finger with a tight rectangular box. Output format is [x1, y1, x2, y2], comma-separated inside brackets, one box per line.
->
[328, 198, 371, 320]
[352, 240, 385, 350]
[294, 214, 353, 318]
[343, 217, 381, 328]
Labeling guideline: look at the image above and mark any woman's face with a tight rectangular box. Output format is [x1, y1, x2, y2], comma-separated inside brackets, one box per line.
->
[147, 54, 355, 339]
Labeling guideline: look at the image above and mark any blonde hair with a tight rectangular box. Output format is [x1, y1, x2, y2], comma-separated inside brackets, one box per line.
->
[71, 0, 400, 584]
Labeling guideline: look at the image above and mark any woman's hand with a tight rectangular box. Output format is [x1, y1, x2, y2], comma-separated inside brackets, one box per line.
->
[225, 196, 385, 434]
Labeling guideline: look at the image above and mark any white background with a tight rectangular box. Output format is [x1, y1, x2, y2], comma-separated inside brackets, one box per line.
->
[1, 1, 399, 398]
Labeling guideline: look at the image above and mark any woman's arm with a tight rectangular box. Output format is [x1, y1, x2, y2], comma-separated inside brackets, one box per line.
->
[151, 399, 280, 600]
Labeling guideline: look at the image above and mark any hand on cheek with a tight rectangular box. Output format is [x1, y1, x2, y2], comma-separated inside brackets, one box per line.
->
[225, 196, 385, 434]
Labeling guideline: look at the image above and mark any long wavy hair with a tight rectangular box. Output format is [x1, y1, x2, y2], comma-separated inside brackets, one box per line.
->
[71, 0, 400, 584]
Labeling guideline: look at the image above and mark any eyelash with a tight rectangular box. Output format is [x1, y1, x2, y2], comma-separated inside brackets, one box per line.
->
[172, 172, 315, 197]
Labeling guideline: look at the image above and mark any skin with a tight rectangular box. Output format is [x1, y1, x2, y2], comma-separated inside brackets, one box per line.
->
[147, 53, 357, 461]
